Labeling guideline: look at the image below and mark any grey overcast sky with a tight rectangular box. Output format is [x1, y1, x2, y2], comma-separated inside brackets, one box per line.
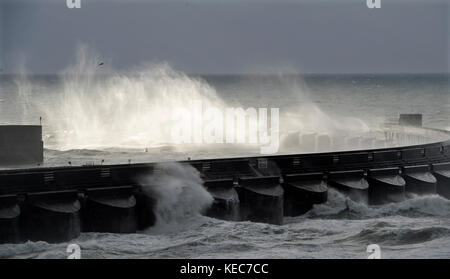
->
[0, 0, 449, 74]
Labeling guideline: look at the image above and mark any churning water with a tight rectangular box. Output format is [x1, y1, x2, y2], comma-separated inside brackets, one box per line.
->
[0, 47, 450, 258]
[1, 188, 450, 259]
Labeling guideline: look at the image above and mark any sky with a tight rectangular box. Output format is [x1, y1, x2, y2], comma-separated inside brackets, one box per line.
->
[0, 0, 449, 75]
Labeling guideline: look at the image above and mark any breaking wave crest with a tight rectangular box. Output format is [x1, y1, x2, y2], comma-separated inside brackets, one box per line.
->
[308, 188, 450, 219]
[345, 224, 450, 246]
[10, 44, 372, 153]
[138, 162, 214, 234]
[21, 46, 227, 150]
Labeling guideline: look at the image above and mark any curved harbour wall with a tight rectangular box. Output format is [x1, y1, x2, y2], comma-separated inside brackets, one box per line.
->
[1, 123, 450, 243]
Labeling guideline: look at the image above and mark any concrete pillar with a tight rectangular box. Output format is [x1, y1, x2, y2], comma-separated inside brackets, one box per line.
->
[237, 176, 283, 225]
[135, 188, 156, 230]
[402, 165, 436, 195]
[0, 195, 20, 243]
[282, 173, 327, 216]
[204, 179, 239, 221]
[328, 170, 369, 203]
[82, 186, 137, 233]
[368, 168, 405, 205]
[21, 191, 81, 243]
[432, 162, 450, 199]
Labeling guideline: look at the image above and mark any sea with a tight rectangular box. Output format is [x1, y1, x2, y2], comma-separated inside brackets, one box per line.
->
[0, 60, 449, 258]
